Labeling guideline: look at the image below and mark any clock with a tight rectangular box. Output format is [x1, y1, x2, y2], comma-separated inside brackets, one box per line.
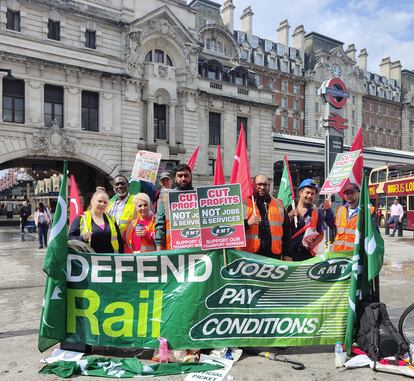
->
[331, 63, 342, 78]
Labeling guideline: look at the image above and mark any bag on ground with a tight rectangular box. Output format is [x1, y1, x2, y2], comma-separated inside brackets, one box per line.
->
[357, 302, 410, 362]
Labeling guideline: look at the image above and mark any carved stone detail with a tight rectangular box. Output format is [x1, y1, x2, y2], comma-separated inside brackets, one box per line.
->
[184, 44, 199, 80]
[31, 121, 76, 156]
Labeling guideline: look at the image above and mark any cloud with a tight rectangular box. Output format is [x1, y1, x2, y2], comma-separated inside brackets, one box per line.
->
[223, 0, 414, 72]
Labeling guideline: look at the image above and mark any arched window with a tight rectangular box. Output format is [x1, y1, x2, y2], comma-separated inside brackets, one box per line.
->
[144, 50, 173, 66]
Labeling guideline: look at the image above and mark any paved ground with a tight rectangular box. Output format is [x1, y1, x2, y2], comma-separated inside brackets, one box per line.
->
[0, 226, 413, 380]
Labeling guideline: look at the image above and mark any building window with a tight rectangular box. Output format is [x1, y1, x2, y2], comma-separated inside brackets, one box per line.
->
[144, 50, 173, 66]
[44, 85, 63, 127]
[394, 119, 399, 130]
[315, 120, 319, 130]
[85, 30, 96, 49]
[370, 113, 374, 126]
[281, 80, 288, 92]
[3, 78, 24, 123]
[208, 159, 215, 176]
[237, 116, 248, 147]
[154, 104, 167, 140]
[352, 95, 355, 105]
[370, 127, 375, 144]
[352, 109, 355, 120]
[315, 101, 319, 113]
[281, 96, 287, 109]
[81, 91, 99, 131]
[293, 118, 299, 130]
[386, 131, 390, 145]
[281, 115, 287, 129]
[293, 84, 299, 94]
[6, 9, 20, 31]
[293, 98, 299, 111]
[209, 112, 221, 145]
[48, 19, 60, 41]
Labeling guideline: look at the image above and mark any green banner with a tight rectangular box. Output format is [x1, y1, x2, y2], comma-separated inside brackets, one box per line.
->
[65, 249, 352, 349]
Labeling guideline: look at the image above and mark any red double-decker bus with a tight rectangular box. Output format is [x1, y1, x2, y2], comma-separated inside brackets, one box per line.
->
[369, 164, 414, 230]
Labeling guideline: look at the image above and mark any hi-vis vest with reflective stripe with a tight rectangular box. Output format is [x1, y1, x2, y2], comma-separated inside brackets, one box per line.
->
[108, 194, 135, 236]
[123, 215, 156, 253]
[80, 210, 119, 253]
[333, 205, 357, 252]
[244, 197, 285, 255]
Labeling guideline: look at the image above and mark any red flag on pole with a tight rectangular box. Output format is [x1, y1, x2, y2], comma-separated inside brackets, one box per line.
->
[213, 144, 225, 185]
[69, 175, 84, 225]
[187, 145, 200, 171]
[230, 125, 252, 199]
[340, 127, 364, 198]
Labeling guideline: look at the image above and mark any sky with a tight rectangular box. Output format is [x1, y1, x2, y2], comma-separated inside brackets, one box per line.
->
[216, 0, 414, 73]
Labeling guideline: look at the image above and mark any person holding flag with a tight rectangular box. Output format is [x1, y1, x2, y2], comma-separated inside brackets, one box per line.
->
[244, 174, 292, 260]
[289, 179, 334, 261]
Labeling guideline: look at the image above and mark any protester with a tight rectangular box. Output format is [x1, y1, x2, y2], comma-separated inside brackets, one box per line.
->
[69, 189, 123, 253]
[289, 179, 334, 261]
[387, 198, 404, 237]
[34, 202, 51, 249]
[123, 193, 156, 253]
[19, 201, 31, 233]
[107, 175, 136, 236]
[154, 171, 172, 212]
[332, 182, 361, 252]
[243, 174, 292, 260]
[155, 164, 193, 251]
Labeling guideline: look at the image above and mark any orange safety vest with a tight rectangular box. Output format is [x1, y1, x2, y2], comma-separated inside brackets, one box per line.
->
[244, 197, 285, 255]
[123, 215, 156, 253]
[333, 205, 357, 252]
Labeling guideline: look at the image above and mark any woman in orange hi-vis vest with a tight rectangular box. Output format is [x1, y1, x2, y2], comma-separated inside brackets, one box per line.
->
[123, 193, 156, 253]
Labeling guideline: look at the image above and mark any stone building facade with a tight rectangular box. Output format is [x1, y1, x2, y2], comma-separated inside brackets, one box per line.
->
[0, 0, 412, 193]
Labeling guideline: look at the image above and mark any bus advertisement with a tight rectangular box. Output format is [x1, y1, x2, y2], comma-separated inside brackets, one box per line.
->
[369, 164, 414, 230]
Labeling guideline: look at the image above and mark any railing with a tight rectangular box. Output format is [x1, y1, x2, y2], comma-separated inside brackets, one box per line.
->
[237, 87, 249, 95]
[210, 82, 222, 90]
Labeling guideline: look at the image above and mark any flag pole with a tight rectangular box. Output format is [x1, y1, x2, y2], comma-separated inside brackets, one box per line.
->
[223, 248, 227, 267]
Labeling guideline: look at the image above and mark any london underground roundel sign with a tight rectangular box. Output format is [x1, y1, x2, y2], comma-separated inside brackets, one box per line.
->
[320, 78, 349, 109]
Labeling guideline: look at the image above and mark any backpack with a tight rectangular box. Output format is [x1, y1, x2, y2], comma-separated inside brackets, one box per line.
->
[357, 302, 410, 363]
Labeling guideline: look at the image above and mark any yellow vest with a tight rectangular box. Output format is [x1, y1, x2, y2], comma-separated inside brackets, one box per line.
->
[80, 210, 119, 253]
[108, 194, 135, 236]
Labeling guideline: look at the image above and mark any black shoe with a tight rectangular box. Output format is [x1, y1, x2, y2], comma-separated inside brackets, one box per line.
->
[39, 245, 43, 249]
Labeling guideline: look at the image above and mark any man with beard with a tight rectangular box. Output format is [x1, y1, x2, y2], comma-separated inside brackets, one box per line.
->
[289, 179, 334, 261]
[155, 164, 193, 251]
[244, 174, 292, 260]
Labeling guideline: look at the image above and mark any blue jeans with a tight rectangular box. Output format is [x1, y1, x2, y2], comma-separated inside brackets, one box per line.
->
[38, 223, 49, 247]
[387, 215, 400, 236]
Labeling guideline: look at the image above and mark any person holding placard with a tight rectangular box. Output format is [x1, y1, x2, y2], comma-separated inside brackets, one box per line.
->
[155, 164, 193, 251]
[244, 174, 293, 260]
[289, 179, 334, 261]
[123, 193, 156, 253]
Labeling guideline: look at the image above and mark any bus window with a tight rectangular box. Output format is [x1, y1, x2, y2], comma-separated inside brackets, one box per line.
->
[370, 171, 378, 184]
[409, 195, 414, 211]
[378, 169, 387, 182]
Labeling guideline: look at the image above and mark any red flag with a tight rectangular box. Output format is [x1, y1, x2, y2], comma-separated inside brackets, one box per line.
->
[213, 144, 225, 185]
[230, 125, 252, 199]
[340, 127, 363, 198]
[187, 145, 200, 171]
[69, 175, 84, 224]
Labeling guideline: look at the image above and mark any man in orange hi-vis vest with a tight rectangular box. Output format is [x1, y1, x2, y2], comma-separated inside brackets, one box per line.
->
[332, 182, 360, 252]
[244, 174, 293, 260]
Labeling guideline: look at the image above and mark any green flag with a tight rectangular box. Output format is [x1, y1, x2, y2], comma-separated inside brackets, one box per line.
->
[277, 156, 295, 208]
[38, 161, 68, 352]
[344, 175, 384, 352]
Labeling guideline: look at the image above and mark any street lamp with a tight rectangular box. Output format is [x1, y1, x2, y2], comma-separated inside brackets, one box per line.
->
[0, 69, 14, 79]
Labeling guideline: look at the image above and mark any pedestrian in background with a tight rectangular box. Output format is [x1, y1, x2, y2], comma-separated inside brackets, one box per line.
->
[19, 201, 31, 233]
[388, 198, 404, 237]
[6, 202, 13, 219]
[34, 202, 51, 249]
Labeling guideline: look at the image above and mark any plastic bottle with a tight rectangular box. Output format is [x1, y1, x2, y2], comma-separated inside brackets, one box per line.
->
[158, 337, 171, 363]
[335, 341, 346, 367]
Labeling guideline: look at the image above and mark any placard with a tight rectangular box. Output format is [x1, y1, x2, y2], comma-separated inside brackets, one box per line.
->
[131, 150, 161, 183]
[197, 184, 246, 250]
